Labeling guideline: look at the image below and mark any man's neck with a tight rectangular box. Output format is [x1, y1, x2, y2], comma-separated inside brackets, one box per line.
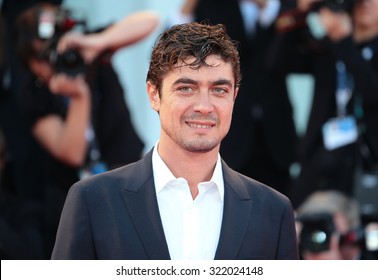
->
[157, 142, 219, 199]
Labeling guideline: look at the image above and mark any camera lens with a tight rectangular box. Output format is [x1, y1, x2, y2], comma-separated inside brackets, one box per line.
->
[298, 212, 335, 253]
[311, 230, 327, 244]
[62, 50, 79, 66]
[54, 49, 86, 76]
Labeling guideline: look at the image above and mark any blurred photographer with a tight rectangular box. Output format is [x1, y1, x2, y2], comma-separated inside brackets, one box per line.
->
[13, 2, 158, 257]
[269, 0, 378, 209]
[296, 190, 368, 259]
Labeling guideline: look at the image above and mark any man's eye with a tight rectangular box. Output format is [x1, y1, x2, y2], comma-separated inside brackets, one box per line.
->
[212, 88, 227, 94]
[178, 86, 193, 93]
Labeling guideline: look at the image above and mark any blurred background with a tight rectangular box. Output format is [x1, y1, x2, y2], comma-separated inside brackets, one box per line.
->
[1, 0, 377, 260]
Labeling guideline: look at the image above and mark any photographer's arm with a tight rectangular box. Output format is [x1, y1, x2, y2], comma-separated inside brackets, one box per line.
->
[32, 74, 91, 166]
[58, 10, 159, 63]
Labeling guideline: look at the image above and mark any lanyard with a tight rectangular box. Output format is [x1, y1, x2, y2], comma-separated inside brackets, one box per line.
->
[85, 124, 101, 162]
[335, 60, 353, 117]
[79, 124, 107, 180]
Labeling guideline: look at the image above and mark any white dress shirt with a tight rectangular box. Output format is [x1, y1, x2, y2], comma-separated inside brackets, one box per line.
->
[239, 0, 281, 37]
[168, 0, 281, 36]
[152, 144, 224, 260]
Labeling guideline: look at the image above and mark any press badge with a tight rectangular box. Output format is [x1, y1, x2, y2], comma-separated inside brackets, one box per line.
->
[79, 160, 108, 180]
[322, 116, 358, 150]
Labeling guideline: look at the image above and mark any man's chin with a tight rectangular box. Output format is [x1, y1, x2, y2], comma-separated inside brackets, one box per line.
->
[182, 141, 219, 154]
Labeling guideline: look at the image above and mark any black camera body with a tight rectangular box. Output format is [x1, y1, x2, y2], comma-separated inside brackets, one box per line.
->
[38, 7, 86, 76]
[297, 212, 364, 253]
[298, 212, 335, 253]
[48, 47, 85, 77]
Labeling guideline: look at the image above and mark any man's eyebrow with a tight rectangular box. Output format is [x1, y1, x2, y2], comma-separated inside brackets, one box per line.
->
[172, 77, 198, 85]
[172, 78, 232, 87]
[212, 79, 233, 87]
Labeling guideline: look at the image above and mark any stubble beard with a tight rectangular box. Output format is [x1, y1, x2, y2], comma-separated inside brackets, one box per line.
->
[180, 137, 219, 153]
[163, 126, 221, 154]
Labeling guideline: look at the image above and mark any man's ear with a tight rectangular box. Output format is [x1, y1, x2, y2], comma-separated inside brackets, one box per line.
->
[234, 87, 239, 101]
[146, 81, 160, 112]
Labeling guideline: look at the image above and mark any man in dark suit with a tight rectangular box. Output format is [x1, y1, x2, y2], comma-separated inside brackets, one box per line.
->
[51, 22, 299, 260]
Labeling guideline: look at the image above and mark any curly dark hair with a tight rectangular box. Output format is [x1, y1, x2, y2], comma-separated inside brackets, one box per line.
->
[146, 22, 241, 92]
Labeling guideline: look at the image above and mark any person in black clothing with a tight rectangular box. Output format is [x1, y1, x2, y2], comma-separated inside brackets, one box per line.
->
[269, 0, 378, 208]
[1, 0, 54, 213]
[13, 2, 158, 257]
[1, 0, 51, 259]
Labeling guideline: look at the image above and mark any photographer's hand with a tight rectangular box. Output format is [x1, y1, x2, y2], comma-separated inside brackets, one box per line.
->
[48, 73, 90, 99]
[57, 32, 103, 64]
[318, 7, 352, 41]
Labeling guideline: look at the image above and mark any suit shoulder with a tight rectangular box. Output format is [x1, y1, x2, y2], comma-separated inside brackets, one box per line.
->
[227, 168, 292, 206]
[70, 158, 148, 194]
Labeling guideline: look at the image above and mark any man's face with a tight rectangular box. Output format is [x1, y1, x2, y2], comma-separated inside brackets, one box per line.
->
[353, 0, 378, 28]
[147, 54, 238, 154]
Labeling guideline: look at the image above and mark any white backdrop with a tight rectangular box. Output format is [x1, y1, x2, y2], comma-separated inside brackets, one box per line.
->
[62, 0, 184, 153]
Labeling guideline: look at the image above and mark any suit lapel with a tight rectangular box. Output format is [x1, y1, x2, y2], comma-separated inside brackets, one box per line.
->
[121, 150, 170, 260]
[215, 161, 253, 260]
[119, 152, 253, 260]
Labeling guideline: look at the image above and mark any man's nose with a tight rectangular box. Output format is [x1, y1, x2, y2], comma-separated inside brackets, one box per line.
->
[193, 91, 214, 114]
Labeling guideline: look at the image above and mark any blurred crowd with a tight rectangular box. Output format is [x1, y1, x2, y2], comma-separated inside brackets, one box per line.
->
[1, 0, 378, 259]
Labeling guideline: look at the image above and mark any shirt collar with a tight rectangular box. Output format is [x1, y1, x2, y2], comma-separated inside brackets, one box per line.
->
[152, 142, 224, 201]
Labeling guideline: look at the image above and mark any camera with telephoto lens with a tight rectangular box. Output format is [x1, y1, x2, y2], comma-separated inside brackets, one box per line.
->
[297, 212, 364, 253]
[37, 7, 87, 76]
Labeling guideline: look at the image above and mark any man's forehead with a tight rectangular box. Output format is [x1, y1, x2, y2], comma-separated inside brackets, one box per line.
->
[176, 54, 226, 67]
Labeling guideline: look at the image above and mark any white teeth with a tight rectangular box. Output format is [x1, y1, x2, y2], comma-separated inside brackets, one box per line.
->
[188, 123, 212, 129]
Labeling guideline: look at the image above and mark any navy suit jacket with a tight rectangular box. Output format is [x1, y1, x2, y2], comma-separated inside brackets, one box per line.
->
[51, 150, 299, 260]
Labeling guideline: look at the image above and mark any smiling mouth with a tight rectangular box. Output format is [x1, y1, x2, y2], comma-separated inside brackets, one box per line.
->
[186, 122, 214, 129]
